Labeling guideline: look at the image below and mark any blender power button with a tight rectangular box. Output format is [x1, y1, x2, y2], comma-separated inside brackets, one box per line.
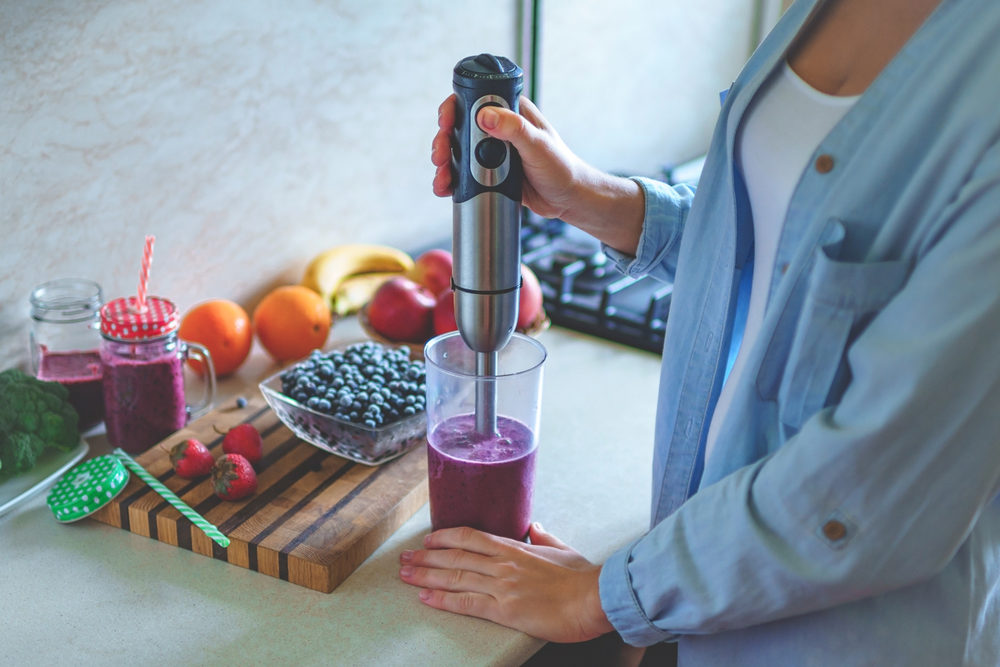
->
[475, 138, 507, 170]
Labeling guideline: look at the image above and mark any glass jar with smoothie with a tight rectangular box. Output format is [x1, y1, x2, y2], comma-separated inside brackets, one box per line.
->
[423, 331, 546, 541]
[99, 295, 216, 453]
[30, 278, 105, 432]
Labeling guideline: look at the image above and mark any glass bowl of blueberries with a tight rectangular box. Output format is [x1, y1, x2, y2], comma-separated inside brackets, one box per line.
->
[259, 341, 427, 465]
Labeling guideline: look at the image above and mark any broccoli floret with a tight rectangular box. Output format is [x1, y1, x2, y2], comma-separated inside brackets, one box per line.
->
[0, 431, 40, 474]
[0, 368, 81, 476]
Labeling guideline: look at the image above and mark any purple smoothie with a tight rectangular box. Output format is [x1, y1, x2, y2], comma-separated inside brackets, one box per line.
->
[427, 413, 536, 540]
[100, 345, 186, 453]
[37, 349, 104, 432]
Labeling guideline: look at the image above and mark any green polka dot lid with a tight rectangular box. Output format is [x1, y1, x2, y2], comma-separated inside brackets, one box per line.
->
[46, 455, 129, 523]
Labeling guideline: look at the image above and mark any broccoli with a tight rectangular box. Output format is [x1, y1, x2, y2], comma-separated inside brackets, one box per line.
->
[0, 368, 80, 476]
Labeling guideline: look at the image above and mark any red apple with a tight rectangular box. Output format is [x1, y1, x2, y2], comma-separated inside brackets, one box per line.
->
[433, 289, 458, 336]
[367, 276, 436, 341]
[517, 263, 543, 330]
[409, 248, 454, 296]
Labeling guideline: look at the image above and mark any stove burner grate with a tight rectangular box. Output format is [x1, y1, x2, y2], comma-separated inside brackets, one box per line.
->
[521, 218, 670, 354]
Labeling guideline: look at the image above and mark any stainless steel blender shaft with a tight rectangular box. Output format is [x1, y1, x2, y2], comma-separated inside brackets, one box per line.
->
[475, 351, 499, 435]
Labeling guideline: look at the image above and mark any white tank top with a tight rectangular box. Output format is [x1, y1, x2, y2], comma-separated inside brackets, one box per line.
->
[704, 62, 860, 464]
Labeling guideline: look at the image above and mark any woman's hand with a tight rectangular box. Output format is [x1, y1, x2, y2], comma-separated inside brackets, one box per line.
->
[431, 94, 644, 256]
[399, 522, 615, 643]
[432, 94, 588, 221]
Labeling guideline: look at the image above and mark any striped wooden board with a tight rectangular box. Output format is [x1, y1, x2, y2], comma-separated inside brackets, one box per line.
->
[90, 396, 428, 593]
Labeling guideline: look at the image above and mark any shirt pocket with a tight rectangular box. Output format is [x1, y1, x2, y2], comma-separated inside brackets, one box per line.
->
[757, 221, 911, 434]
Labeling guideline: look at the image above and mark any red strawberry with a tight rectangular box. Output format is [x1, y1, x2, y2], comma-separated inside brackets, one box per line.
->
[222, 423, 263, 466]
[212, 453, 258, 501]
[169, 438, 214, 478]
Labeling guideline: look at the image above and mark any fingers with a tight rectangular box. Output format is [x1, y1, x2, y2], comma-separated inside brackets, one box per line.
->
[423, 525, 512, 555]
[432, 94, 457, 196]
[416, 587, 499, 623]
[528, 522, 569, 549]
[438, 93, 457, 128]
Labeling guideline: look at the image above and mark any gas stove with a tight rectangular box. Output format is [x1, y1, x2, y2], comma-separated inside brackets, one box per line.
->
[521, 214, 670, 354]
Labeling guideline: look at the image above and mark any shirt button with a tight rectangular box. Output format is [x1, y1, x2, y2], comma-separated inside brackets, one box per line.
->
[815, 154, 835, 173]
[779, 263, 789, 275]
[822, 520, 847, 541]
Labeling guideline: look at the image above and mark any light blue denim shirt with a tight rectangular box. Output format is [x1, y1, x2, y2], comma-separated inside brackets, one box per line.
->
[597, 0, 1000, 663]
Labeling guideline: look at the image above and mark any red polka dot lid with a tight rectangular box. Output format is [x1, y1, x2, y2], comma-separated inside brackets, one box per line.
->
[100, 295, 179, 341]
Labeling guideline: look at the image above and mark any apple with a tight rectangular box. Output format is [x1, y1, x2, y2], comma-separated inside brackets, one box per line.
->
[367, 276, 436, 341]
[432, 289, 458, 336]
[516, 263, 543, 330]
[409, 248, 453, 296]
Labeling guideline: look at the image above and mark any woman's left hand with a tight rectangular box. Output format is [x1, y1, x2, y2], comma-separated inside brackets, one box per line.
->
[398, 522, 615, 643]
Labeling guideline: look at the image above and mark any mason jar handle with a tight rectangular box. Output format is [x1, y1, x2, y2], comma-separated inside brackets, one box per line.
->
[180, 340, 216, 419]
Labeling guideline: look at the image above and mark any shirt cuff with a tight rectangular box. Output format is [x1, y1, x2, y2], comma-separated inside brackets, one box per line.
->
[599, 540, 678, 646]
[600, 176, 690, 279]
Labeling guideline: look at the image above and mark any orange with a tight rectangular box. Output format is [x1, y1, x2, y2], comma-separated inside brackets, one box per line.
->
[252, 285, 331, 362]
[179, 299, 253, 377]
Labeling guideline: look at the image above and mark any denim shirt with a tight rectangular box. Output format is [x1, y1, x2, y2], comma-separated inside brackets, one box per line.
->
[597, 0, 1000, 663]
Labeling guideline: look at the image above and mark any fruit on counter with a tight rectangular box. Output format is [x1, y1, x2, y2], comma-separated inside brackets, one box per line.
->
[178, 299, 252, 377]
[366, 276, 436, 342]
[432, 289, 457, 336]
[408, 248, 453, 296]
[517, 263, 544, 330]
[253, 285, 332, 362]
[330, 271, 398, 317]
[0, 368, 79, 476]
[280, 343, 426, 427]
[221, 423, 263, 466]
[169, 438, 214, 478]
[212, 453, 258, 501]
[301, 243, 414, 311]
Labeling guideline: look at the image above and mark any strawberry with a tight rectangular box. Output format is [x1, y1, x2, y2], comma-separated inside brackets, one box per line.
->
[169, 438, 214, 478]
[212, 453, 258, 501]
[222, 423, 263, 466]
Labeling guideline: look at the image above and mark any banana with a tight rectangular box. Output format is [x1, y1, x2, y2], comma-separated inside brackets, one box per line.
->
[330, 271, 399, 316]
[301, 243, 414, 309]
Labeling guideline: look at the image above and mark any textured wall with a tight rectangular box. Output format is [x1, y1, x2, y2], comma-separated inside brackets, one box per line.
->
[0, 0, 752, 372]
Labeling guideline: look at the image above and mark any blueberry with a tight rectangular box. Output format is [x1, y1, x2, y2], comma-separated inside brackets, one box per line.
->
[338, 395, 353, 408]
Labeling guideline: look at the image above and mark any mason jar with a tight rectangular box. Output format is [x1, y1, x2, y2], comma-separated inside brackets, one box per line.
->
[29, 278, 105, 432]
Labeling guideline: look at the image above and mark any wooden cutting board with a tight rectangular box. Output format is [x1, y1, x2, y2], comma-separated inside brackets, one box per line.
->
[90, 396, 428, 593]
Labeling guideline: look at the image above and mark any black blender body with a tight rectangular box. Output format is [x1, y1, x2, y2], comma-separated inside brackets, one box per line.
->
[451, 53, 524, 355]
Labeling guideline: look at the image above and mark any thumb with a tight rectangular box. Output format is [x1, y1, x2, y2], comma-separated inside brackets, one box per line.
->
[477, 105, 534, 151]
[528, 522, 570, 549]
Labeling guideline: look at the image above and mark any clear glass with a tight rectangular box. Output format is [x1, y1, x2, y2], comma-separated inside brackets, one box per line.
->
[29, 278, 105, 431]
[100, 331, 216, 453]
[423, 332, 546, 540]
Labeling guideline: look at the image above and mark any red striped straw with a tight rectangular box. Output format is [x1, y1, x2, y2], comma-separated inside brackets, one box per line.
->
[136, 234, 155, 313]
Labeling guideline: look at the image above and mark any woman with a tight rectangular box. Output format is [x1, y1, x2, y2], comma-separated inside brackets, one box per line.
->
[400, 0, 1000, 663]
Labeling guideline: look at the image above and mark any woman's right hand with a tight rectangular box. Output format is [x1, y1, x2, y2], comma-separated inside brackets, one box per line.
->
[431, 94, 586, 221]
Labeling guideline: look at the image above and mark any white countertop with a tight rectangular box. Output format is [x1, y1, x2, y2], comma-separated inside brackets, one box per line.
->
[3, 321, 660, 666]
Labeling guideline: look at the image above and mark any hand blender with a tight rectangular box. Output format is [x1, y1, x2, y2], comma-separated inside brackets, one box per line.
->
[451, 54, 524, 436]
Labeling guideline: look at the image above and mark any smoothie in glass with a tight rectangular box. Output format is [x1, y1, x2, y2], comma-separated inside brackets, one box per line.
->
[37, 349, 104, 431]
[100, 340, 186, 453]
[427, 413, 536, 540]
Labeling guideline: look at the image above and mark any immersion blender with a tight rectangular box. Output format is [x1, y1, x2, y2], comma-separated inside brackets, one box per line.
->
[450, 54, 524, 436]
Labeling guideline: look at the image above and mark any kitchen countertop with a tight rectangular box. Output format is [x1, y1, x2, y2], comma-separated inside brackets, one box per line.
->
[2, 319, 660, 666]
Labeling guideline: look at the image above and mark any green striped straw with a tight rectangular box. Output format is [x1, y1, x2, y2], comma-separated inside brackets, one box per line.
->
[113, 448, 230, 548]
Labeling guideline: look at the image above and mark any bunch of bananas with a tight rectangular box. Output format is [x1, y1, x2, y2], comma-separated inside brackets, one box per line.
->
[300, 244, 414, 316]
